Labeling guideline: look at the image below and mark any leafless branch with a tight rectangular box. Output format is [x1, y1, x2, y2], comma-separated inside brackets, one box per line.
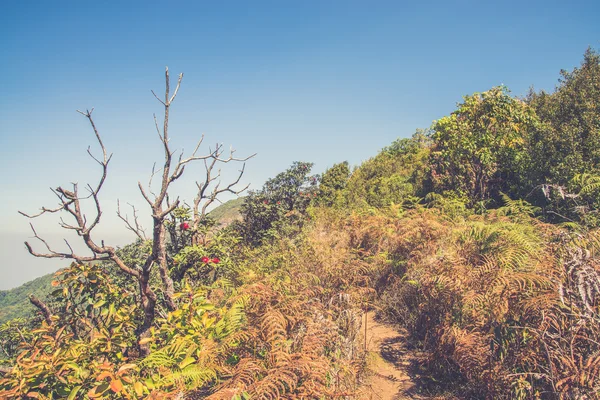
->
[138, 182, 153, 206]
[58, 217, 80, 231]
[169, 71, 183, 104]
[63, 239, 75, 254]
[151, 90, 166, 106]
[117, 200, 148, 241]
[19, 203, 71, 218]
[21, 110, 111, 238]
[194, 162, 250, 223]
[148, 162, 159, 199]
[190, 135, 205, 158]
[20, 110, 140, 278]
[29, 294, 53, 325]
[25, 223, 102, 262]
[153, 114, 162, 141]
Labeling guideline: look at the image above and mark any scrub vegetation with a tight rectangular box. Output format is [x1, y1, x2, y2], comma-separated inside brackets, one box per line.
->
[1, 49, 599, 399]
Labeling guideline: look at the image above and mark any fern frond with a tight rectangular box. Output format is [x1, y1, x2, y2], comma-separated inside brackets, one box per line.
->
[575, 173, 600, 194]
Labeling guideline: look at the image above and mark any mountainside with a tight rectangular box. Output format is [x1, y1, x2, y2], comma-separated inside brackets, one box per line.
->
[1, 49, 599, 399]
[207, 197, 244, 227]
[0, 274, 54, 324]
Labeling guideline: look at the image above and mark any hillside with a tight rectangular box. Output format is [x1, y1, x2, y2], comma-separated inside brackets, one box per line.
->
[1, 50, 599, 399]
[0, 274, 53, 324]
[207, 197, 244, 227]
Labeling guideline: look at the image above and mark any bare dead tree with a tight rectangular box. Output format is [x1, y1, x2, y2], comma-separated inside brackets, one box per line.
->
[20, 108, 153, 353]
[19, 108, 139, 280]
[137, 68, 255, 311]
[19, 67, 254, 356]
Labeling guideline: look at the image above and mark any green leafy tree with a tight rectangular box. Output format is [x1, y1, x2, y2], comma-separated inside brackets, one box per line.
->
[430, 86, 538, 204]
[527, 47, 600, 185]
[344, 132, 430, 209]
[0, 274, 54, 325]
[237, 162, 318, 245]
[317, 161, 351, 207]
[0, 263, 140, 399]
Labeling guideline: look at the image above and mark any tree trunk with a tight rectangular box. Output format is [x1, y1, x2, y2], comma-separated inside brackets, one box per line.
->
[153, 217, 176, 311]
[137, 270, 157, 357]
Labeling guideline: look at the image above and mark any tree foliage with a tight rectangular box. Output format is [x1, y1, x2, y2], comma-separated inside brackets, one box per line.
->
[0, 274, 54, 325]
[430, 86, 539, 204]
[316, 161, 350, 207]
[236, 161, 318, 246]
[527, 48, 600, 185]
[343, 131, 430, 209]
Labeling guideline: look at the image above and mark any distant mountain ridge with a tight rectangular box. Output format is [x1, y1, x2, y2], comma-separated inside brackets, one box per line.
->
[0, 274, 54, 324]
[208, 197, 244, 227]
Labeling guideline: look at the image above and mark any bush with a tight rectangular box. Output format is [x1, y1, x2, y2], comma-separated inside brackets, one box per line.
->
[237, 161, 318, 245]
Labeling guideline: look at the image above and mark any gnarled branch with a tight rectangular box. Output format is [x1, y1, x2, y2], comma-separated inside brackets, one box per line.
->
[29, 294, 53, 325]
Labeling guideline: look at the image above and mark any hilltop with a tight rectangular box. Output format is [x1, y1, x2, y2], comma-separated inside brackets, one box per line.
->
[207, 197, 244, 227]
[1, 49, 599, 399]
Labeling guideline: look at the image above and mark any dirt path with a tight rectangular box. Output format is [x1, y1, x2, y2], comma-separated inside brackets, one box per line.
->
[360, 312, 425, 400]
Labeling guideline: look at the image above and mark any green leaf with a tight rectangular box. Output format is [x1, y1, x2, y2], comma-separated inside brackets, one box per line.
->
[179, 357, 196, 369]
[93, 299, 106, 309]
[67, 386, 81, 400]
[133, 381, 144, 396]
[145, 377, 155, 389]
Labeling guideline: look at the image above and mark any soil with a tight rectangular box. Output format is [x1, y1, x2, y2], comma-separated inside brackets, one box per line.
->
[360, 312, 428, 400]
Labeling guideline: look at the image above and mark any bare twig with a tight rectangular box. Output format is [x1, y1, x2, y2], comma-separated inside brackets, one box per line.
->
[195, 163, 250, 223]
[117, 200, 148, 241]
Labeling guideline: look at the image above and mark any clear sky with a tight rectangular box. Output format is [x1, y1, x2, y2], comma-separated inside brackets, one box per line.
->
[0, 0, 598, 289]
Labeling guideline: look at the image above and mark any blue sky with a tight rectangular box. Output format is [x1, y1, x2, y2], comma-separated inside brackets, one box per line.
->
[0, 0, 598, 289]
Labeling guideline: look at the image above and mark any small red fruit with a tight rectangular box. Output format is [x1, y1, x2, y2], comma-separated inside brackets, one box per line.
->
[180, 222, 190, 230]
[201, 256, 210, 264]
[212, 257, 220, 264]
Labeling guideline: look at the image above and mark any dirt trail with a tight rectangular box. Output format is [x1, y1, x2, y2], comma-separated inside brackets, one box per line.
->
[360, 312, 425, 400]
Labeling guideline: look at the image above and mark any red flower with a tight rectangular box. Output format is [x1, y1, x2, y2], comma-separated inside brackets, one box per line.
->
[263, 200, 268, 204]
[212, 257, 220, 264]
[180, 222, 190, 230]
[201, 256, 210, 264]
[277, 201, 281, 205]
